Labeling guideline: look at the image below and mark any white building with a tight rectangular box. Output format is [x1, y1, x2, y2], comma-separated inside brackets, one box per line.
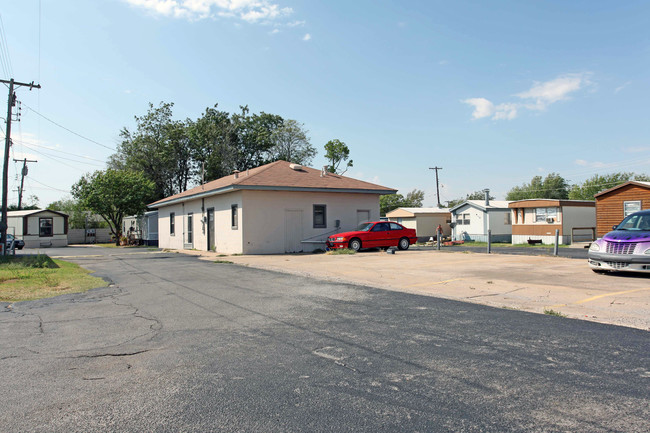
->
[123, 211, 159, 246]
[149, 161, 396, 254]
[7, 209, 69, 248]
[450, 199, 512, 243]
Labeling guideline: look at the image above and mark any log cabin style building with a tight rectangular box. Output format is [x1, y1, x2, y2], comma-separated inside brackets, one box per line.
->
[594, 181, 650, 236]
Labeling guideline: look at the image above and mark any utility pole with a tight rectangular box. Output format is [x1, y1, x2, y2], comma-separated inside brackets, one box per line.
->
[429, 166, 443, 207]
[13, 158, 37, 210]
[1, 78, 41, 255]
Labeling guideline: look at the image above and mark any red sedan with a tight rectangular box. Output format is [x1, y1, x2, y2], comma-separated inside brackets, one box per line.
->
[326, 221, 417, 251]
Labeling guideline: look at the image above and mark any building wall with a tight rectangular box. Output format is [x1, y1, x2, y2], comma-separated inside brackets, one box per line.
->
[452, 206, 511, 241]
[595, 185, 650, 236]
[562, 206, 596, 241]
[510, 205, 595, 244]
[158, 191, 244, 253]
[241, 190, 380, 254]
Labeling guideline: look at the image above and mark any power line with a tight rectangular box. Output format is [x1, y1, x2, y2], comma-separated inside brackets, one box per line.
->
[13, 138, 107, 163]
[22, 104, 116, 151]
[28, 176, 69, 193]
[18, 143, 102, 170]
[0, 14, 13, 79]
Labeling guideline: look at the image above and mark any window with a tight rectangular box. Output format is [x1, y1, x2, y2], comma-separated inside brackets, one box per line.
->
[231, 205, 238, 229]
[397, 217, 403, 224]
[313, 204, 326, 228]
[463, 213, 470, 225]
[187, 214, 193, 244]
[39, 218, 53, 237]
[535, 207, 558, 223]
[504, 213, 512, 225]
[372, 222, 390, 231]
[624, 201, 641, 218]
[389, 222, 403, 230]
[170, 212, 175, 235]
[455, 214, 463, 225]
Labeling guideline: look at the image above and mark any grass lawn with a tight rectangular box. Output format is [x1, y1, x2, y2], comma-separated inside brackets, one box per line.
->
[0, 255, 107, 302]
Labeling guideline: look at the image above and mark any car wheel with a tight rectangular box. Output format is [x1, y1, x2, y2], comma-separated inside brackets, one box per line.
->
[398, 237, 410, 250]
[349, 238, 362, 252]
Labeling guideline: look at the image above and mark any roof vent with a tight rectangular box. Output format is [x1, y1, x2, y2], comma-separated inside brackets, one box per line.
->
[289, 163, 303, 171]
[321, 165, 328, 177]
[233, 170, 240, 179]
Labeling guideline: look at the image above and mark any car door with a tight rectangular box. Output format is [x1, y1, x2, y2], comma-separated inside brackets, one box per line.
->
[367, 222, 390, 248]
[389, 222, 406, 246]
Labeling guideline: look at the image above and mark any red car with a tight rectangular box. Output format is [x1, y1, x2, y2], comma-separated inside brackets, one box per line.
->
[326, 221, 417, 251]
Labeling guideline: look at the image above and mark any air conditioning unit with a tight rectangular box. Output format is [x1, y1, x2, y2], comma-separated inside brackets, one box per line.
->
[546, 217, 555, 223]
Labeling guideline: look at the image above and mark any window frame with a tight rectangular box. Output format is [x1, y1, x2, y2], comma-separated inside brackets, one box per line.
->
[624, 201, 641, 218]
[313, 204, 326, 229]
[187, 213, 193, 244]
[231, 204, 238, 229]
[39, 217, 53, 237]
[170, 212, 175, 236]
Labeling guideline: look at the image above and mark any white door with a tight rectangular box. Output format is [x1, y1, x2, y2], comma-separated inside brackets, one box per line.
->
[285, 210, 304, 253]
[357, 210, 370, 225]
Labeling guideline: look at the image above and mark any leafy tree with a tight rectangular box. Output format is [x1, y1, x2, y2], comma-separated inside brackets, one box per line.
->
[109, 102, 195, 201]
[228, 106, 284, 172]
[268, 119, 316, 165]
[324, 139, 353, 175]
[72, 170, 155, 245]
[447, 190, 495, 209]
[380, 189, 425, 216]
[188, 104, 234, 182]
[506, 173, 569, 200]
[8, 195, 39, 211]
[568, 172, 650, 200]
[46, 197, 108, 229]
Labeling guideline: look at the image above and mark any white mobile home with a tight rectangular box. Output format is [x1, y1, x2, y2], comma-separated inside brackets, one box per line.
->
[450, 199, 512, 243]
[7, 209, 69, 248]
[149, 161, 396, 254]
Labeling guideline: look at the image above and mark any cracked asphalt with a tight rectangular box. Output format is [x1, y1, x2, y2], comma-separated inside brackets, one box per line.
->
[1, 248, 649, 432]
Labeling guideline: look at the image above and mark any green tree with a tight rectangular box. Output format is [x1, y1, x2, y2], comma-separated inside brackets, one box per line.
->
[229, 106, 284, 172]
[47, 197, 87, 229]
[72, 170, 155, 245]
[188, 104, 234, 182]
[506, 173, 569, 200]
[268, 119, 316, 165]
[8, 195, 39, 211]
[109, 102, 195, 201]
[380, 189, 425, 216]
[568, 172, 650, 200]
[447, 190, 495, 209]
[324, 139, 353, 175]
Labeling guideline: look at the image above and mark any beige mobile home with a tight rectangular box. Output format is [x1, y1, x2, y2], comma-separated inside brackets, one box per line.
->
[386, 207, 451, 240]
[7, 209, 69, 248]
[149, 161, 396, 254]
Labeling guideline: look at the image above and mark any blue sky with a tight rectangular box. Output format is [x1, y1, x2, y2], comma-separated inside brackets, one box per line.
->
[2, 0, 649, 207]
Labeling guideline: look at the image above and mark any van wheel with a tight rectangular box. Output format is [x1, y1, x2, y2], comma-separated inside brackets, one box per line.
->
[349, 238, 362, 252]
[398, 238, 410, 250]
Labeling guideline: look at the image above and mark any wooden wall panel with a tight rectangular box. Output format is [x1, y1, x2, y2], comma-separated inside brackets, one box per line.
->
[595, 185, 650, 236]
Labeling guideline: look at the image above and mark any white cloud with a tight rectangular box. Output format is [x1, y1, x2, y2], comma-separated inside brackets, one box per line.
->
[614, 81, 631, 94]
[302, 33, 311, 41]
[575, 159, 606, 168]
[624, 146, 650, 153]
[269, 28, 280, 34]
[125, 0, 293, 22]
[463, 73, 592, 120]
[462, 98, 494, 119]
[286, 20, 305, 27]
[516, 73, 591, 111]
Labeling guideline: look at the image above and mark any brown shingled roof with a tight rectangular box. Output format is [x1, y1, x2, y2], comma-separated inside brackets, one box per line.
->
[149, 160, 396, 207]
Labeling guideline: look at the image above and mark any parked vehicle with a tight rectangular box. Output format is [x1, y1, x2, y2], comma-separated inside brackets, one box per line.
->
[6, 234, 25, 250]
[588, 209, 650, 273]
[326, 221, 417, 251]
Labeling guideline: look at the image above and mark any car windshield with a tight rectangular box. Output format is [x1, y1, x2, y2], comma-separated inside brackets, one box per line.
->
[616, 213, 650, 231]
[356, 222, 373, 231]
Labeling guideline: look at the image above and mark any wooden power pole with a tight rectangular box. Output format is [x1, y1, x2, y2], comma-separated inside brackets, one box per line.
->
[429, 166, 443, 207]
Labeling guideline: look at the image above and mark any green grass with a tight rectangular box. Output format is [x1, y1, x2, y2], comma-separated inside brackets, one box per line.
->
[0, 255, 107, 302]
[326, 248, 356, 255]
[543, 309, 567, 317]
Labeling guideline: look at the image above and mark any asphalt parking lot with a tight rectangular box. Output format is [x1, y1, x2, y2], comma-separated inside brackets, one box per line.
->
[2, 247, 648, 432]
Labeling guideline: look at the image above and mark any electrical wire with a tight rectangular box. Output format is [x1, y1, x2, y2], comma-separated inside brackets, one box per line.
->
[0, 13, 12, 79]
[22, 104, 116, 151]
[12, 138, 107, 163]
[27, 176, 69, 193]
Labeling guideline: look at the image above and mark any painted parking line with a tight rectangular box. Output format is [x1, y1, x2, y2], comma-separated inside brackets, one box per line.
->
[406, 278, 465, 288]
[550, 287, 650, 308]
